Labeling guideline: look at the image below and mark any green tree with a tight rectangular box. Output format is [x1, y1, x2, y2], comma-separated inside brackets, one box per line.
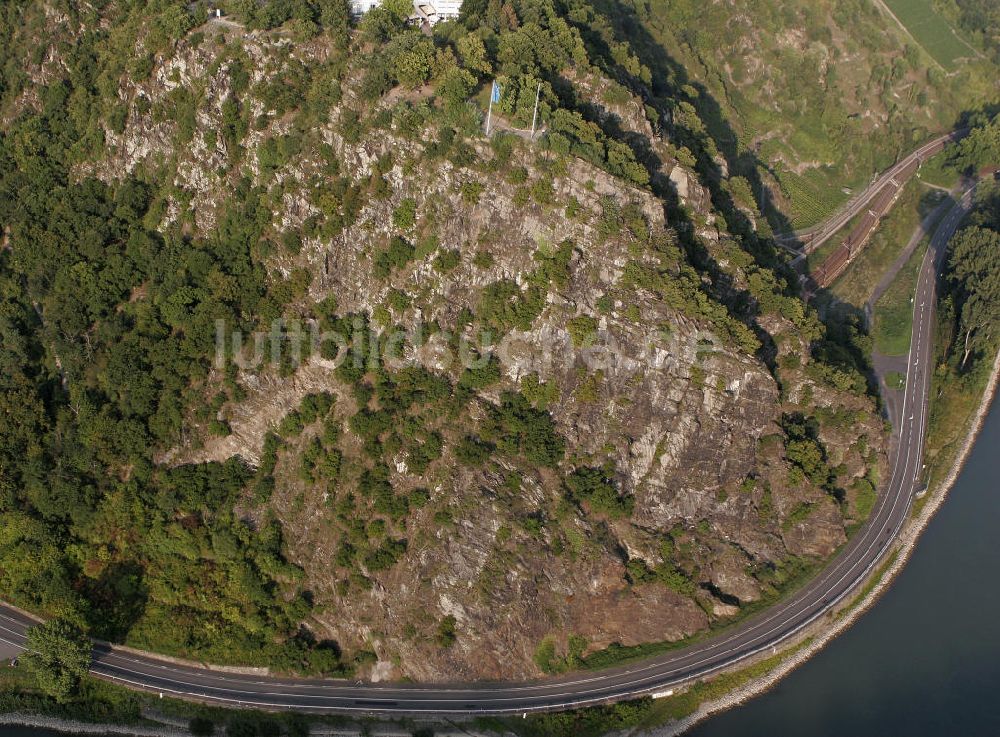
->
[456, 34, 492, 76]
[392, 198, 417, 229]
[567, 314, 599, 347]
[565, 465, 634, 518]
[435, 67, 476, 109]
[950, 113, 1000, 172]
[436, 615, 458, 647]
[780, 414, 834, 490]
[392, 35, 436, 89]
[947, 224, 1000, 368]
[21, 618, 92, 702]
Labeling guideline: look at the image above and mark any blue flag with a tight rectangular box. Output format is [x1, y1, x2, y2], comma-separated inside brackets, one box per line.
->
[491, 81, 501, 104]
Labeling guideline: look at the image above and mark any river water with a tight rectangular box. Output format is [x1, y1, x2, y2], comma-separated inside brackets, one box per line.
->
[689, 396, 1000, 737]
[2, 400, 998, 737]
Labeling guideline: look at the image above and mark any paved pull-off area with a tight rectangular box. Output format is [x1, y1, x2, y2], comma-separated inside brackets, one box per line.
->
[0, 181, 979, 719]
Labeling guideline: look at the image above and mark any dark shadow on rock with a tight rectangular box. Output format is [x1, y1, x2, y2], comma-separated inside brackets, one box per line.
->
[553, 0, 886, 380]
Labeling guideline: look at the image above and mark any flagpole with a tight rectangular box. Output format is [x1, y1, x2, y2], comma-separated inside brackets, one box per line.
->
[485, 82, 495, 136]
[530, 82, 541, 140]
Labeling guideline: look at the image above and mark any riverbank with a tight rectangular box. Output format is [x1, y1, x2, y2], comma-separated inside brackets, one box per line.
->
[7, 347, 998, 737]
[6, 355, 998, 737]
[0, 712, 491, 737]
[0, 714, 185, 737]
[646, 347, 1000, 737]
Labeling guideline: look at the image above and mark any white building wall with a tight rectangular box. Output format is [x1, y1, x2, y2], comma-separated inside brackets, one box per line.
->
[429, 0, 462, 18]
[350, 0, 383, 16]
[350, 0, 462, 21]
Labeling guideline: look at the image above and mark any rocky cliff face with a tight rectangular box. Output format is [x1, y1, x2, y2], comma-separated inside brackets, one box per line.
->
[57, 16, 885, 680]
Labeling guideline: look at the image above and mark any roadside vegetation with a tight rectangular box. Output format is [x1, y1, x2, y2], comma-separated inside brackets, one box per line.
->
[20, 619, 92, 703]
[0, 667, 145, 727]
[924, 125, 1000, 497]
[0, 660, 358, 737]
[885, 371, 907, 390]
[480, 638, 813, 737]
[918, 150, 966, 189]
[872, 241, 927, 356]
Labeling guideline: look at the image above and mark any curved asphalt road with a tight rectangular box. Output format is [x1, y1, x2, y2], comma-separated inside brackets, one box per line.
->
[0, 189, 978, 717]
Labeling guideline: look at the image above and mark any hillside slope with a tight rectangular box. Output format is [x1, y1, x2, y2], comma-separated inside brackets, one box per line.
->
[599, 0, 998, 229]
[0, 0, 887, 680]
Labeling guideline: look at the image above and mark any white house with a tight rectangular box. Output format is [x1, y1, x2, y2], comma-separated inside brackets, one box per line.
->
[413, 0, 462, 22]
[349, 0, 462, 25]
[349, 0, 382, 14]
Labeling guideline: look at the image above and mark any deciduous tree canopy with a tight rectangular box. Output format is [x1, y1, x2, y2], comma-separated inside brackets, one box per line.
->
[945, 183, 1000, 370]
[22, 618, 91, 702]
